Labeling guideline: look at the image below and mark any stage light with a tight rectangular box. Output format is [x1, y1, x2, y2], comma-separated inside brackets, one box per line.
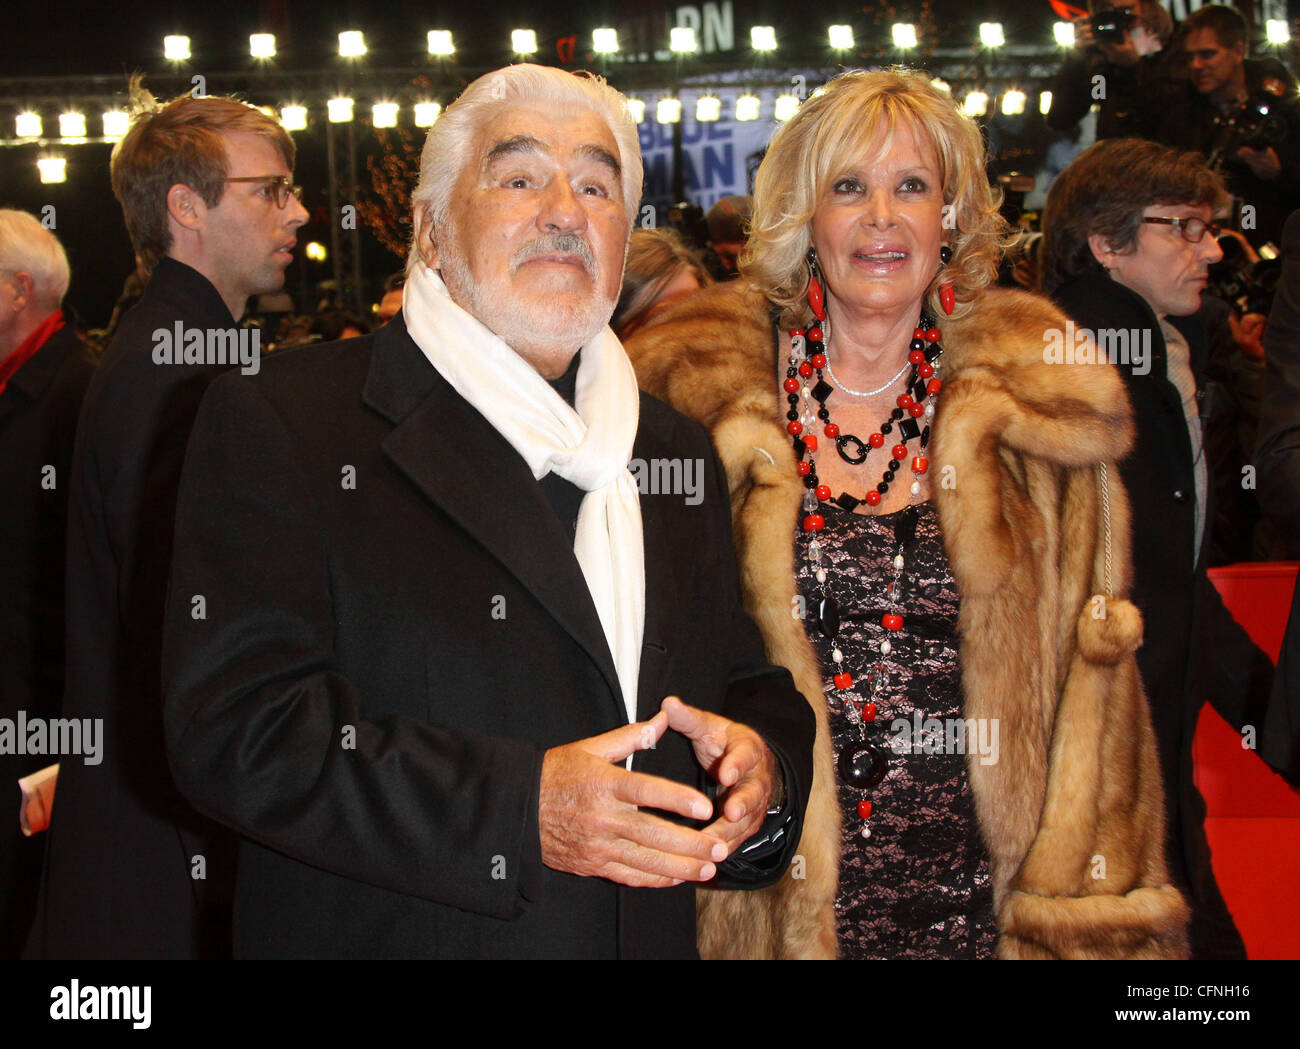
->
[427, 30, 455, 55]
[963, 91, 989, 116]
[625, 98, 646, 123]
[102, 110, 130, 139]
[828, 25, 854, 49]
[338, 31, 366, 57]
[931, 78, 951, 94]
[1054, 22, 1075, 47]
[37, 156, 66, 184]
[751, 26, 776, 51]
[1002, 89, 1027, 115]
[1267, 20, 1291, 44]
[164, 35, 190, 61]
[58, 112, 87, 139]
[979, 23, 1005, 48]
[735, 95, 760, 121]
[696, 96, 721, 121]
[593, 28, 619, 54]
[305, 242, 327, 262]
[1039, 91, 1053, 115]
[774, 94, 799, 121]
[327, 97, 354, 123]
[15, 111, 42, 138]
[670, 26, 697, 53]
[280, 105, 307, 131]
[372, 103, 398, 128]
[656, 97, 682, 124]
[414, 102, 442, 126]
[250, 33, 276, 58]
[893, 24, 918, 49]
[512, 29, 538, 54]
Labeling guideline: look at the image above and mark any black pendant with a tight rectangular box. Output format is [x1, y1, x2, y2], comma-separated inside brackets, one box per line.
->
[817, 596, 840, 638]
[838, 740, 889, 788]
[835, 492, 862, 512]
[894, 505, 918, 548]
[812, 378, 834, 403]
[899, 417, 921, 441]
[836, 434, 868, 465]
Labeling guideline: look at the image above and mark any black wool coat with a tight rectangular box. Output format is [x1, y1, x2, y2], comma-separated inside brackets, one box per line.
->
[25, 259, 240, 959]
[161, 316, 814, 959]
[0, 315, 95, 957]
[1053, 273, 1274, 959]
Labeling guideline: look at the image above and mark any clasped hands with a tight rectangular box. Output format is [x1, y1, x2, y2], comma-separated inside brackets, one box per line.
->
[539, 696, 780, 888]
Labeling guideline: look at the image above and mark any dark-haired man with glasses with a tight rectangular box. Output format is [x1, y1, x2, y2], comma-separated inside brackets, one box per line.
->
[26, 86, 307, 960]
[1043, 136, 1277, 959]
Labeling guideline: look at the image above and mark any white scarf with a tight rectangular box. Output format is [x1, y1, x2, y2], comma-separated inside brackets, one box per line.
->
[403, 263, 645, 725]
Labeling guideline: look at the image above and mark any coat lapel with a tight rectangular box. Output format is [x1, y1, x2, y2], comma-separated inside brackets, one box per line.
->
[364, 318, 627, 720]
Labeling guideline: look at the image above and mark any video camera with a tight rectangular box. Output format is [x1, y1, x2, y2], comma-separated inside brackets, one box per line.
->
[1206, 234, 1281, 317]
[1207, 88, 1291, 169]
[1092, 8, 1137, 44]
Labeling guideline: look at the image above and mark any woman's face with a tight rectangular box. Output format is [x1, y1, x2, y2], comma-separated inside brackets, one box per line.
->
[1101, 203, 1223, 318]
[810, 123, 947, 325]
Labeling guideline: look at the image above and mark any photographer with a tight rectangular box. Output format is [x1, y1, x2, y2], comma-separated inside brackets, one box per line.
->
[1046, 1, 1179, 140]
[1156, 4, 1300, 249]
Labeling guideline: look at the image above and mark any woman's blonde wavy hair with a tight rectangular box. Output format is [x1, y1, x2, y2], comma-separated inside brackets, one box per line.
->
[741, 68, 1012, 325]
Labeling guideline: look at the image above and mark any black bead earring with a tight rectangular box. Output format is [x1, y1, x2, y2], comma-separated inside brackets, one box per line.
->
[939, 244, 953, 265]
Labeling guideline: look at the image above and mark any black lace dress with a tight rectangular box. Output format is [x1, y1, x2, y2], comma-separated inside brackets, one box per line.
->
[794, 500, 999, 959]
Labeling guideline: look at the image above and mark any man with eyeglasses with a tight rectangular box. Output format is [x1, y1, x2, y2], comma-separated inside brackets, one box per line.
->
[1043, 137, 1280, 959]
[25, 82, 307, 960]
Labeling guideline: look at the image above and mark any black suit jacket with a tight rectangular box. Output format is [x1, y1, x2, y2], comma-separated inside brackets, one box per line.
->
[1257, 209, 1300, 781]
[26, 259, 240, 959]
[0, 315, 95, 957]
[1053, 274, 1274, 958]
[161, 317, 814, 959]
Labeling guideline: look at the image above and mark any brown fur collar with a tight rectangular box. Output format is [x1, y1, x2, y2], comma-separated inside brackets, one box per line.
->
[627, 280, 1187, 960]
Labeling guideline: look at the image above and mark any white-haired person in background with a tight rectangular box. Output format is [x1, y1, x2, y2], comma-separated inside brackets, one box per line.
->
[0, 210, 95, 957]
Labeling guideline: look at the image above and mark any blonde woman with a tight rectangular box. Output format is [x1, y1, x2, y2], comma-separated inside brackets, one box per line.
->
[626, 69, 1186, 959]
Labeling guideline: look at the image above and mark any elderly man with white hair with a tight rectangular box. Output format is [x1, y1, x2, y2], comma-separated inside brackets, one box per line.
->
[0, 210, 95, 957]
[162, 65, 814, 959]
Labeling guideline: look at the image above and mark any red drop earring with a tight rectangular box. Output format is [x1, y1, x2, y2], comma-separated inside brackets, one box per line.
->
[938, 244, 955, 316]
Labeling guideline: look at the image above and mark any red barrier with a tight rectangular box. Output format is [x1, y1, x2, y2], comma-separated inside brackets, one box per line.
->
[1199, 562, 1300, 959]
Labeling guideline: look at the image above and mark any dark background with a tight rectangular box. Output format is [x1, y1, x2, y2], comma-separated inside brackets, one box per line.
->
[0, 0, 1109, 330]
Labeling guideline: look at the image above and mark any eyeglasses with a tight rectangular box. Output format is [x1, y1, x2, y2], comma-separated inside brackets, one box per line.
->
[222, 175, 303, 209]
[1141, 215, 1223, 243]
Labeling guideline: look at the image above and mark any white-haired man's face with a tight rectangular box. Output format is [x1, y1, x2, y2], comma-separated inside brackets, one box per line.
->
[420, 102, 630, 377]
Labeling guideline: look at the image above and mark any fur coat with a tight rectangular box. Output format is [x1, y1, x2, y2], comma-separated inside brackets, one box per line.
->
[624, 280, 1189, 960]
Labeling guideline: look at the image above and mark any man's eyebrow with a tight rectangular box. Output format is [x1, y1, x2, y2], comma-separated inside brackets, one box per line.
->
[486, 135, 547, 163]
[577, 144, 622, 179]
[484, 136, 621, 179]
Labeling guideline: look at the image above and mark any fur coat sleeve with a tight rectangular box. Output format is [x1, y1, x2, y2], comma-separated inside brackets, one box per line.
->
[625, 280, 1190, 960]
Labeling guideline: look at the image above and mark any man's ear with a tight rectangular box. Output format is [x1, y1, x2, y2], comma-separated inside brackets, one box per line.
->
[412, 204, 439, 271]
[1087, 232, 1116, 269]
[166, 183, 206, 233]
[6, 271, 34, 310]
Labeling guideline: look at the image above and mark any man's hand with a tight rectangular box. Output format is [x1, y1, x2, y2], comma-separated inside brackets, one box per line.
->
[661, 695, 779, 857]
[539, 711, 728, 888]
[1229, 311, 1268, 363]
[1237, 145, 1282, 180]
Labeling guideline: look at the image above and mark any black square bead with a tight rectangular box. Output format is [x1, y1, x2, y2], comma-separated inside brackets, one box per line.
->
[899, 417, 921, 440]
[812, 379, 834, 403]
[835, 492, 861, 511]
[924, 343, 943, 362]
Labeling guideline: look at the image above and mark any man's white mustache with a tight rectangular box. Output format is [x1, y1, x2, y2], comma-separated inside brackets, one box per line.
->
[511, 233, 596, 274]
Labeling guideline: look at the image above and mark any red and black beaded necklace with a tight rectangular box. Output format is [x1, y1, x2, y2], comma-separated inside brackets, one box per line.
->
[783, 278, 946, 840]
